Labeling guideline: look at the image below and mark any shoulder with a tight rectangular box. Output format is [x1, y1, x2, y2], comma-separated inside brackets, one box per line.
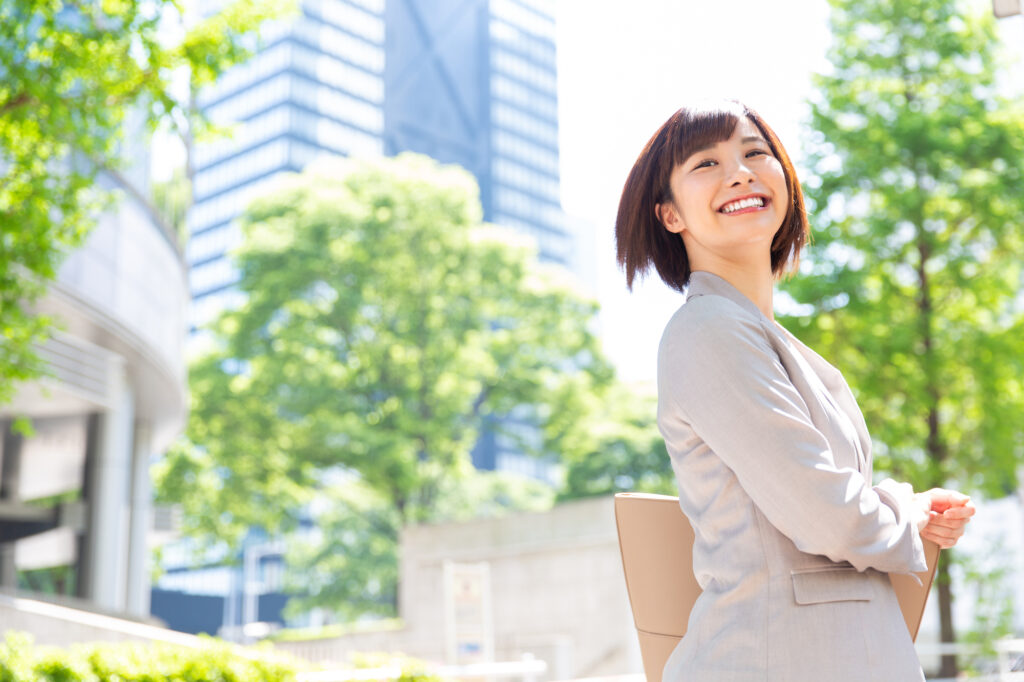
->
[656, 293, 784, 407]
[658, 293, 770, 361]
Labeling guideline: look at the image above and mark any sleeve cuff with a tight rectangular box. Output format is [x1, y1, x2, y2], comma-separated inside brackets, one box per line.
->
[873, 478, 928, 573]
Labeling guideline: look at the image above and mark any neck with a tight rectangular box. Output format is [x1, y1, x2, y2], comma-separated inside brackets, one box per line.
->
[690, 257, 775, 319]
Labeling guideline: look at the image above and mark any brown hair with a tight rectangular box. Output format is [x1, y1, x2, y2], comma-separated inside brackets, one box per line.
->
[615, 100, 809, 292]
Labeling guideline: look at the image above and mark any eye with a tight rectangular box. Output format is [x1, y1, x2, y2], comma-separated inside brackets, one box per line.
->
[693, 158, 717, 169]
[746, 148, 771, 158]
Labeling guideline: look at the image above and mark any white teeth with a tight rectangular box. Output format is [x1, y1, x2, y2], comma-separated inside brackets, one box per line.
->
[721, 197, 765, 213]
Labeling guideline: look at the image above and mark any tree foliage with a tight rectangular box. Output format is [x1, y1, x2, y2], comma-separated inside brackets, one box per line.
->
[782, 0, 1024, 672]
[0, 0, 288, 404]
[155, 154, 612, 615]
[555, 382, 675, 501]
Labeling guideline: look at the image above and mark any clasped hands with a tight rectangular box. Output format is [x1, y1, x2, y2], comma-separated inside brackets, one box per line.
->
[914, 488, 975, 549]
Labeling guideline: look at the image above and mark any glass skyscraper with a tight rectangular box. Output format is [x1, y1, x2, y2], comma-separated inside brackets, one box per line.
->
[187, 0, 568, 334]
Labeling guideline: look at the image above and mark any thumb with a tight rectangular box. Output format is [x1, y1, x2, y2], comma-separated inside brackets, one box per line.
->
[927, 488, 970, 512]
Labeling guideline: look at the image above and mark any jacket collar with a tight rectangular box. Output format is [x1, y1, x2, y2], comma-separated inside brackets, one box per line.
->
[685, 271, 765, 321]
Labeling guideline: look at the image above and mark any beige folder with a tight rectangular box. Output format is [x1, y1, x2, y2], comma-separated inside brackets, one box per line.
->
[613, 492, 940, 682]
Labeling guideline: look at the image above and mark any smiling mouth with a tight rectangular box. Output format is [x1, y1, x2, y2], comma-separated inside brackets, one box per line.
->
[719, 196, 768, 214]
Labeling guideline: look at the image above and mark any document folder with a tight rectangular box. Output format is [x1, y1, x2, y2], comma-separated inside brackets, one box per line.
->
[613, 492, 940, 682]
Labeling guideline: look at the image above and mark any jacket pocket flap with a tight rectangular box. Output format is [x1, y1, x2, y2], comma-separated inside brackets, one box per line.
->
[791, 567, 873, 605]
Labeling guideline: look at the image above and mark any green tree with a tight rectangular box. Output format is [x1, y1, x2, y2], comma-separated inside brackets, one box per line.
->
[554, 382, 675, 501]
[283, 470, 554, 620]
[155, 154, 612, 616]
[783, 0, 1024, 673]
[0, 0, 287, 405]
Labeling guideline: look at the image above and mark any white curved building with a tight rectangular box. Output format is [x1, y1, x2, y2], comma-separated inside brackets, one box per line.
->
[0, 172, 188, 618]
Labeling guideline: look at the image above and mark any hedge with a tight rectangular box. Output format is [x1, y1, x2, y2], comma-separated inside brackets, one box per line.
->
[0, 633, 443, 682]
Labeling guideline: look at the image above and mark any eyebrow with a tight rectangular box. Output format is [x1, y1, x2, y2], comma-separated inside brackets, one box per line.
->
[689, 135, 768, 156]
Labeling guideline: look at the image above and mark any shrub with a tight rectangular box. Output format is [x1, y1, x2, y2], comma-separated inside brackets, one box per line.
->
[0, 633, 446, 682]
[0, 633, 295, 682]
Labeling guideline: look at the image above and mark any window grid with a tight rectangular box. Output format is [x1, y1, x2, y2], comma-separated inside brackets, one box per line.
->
[492, 48, 557, 93]
[493, 157, 560, 202]
[489, 0, 556, 41]
[291, 41, 384, 103]
[494, 186, 563, 228]
[194, 138, 291, 201]
[303, 0, 384, 44]
[187, 223, 241, 266]
[292, 15, 384, 72]
[195, 106, 292, 179]
[189, 174, 286, 234]
[206, 73, 292, 127]
[199, 42, 293, 110]
[493, 131, 559, 175]
[492, 101, 557, 147]
[489, 18, 555, 64]
[492, 75, 557, 118]
[291, 77, 383, 133]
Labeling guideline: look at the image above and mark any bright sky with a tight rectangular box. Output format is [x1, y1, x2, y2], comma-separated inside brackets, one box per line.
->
[556, 0, 1024, 386]
[556, 0, 830, 386]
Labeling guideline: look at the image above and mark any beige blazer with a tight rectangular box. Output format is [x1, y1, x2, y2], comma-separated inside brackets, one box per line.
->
[657, 271, 928, 682]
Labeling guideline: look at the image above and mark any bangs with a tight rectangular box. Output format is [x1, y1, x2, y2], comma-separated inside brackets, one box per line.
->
[669, 106, 742, 167]
[655, 101, 746, 203]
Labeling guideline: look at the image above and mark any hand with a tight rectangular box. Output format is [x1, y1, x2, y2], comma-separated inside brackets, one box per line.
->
[913, 488, 976, 549]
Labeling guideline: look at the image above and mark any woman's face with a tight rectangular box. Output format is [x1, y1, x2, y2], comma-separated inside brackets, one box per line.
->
[657, 117, 788, 267]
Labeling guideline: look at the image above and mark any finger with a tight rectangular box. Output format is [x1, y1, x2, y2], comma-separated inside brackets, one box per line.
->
[926, 516, 970, 530]
[942, 506, 976, 520]
[921, 529, 963, 549]
[922, 525, 965, 543]
[932, 510, 973, 524]
[926, 489, 971, 512]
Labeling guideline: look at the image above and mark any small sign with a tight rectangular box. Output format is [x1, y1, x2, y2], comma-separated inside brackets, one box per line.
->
[443, 560, 494, 666]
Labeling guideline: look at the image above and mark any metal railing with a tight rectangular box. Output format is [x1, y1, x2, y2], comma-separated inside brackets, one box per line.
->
[297, 653, 547, 682]
[917, 638, 1024, 681]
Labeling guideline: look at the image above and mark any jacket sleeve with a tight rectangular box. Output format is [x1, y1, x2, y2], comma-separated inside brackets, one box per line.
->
[659, 300, 927, 574]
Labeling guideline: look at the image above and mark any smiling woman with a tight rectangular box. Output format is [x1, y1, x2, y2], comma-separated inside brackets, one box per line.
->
[615, 102, 806, 299]
[613, 100, 975, 682]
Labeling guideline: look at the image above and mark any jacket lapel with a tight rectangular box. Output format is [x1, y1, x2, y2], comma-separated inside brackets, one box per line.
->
[685, 272, 873, 476]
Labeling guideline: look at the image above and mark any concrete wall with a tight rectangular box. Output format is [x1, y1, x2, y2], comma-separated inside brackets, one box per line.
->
[0, 590, 200, 649]
[274, 496, 643, 680]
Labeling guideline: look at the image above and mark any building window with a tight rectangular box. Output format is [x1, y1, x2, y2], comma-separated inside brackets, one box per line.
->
[491, 75, 557, 119]
[489, 0, 556, 41]
[187, 224, 240, 265]
[493, 131, 559, 175]
[206, 73, 292, 126]
[489, 19, 555, 65]
[199, 42, 294, 110]
[492, 49, 557, 94]
[304, 0, 385, 44]
[194, 139, 291, 201]
[291, 78, 384, 133]
[292, 15, 385, 72]
[492, 102, 558, 147]
[195, 106, 292, 172]
[291, 42, 384, 103]
[493, 157, 560, 202]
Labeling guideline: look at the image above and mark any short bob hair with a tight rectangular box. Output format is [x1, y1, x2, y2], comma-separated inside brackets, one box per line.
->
[615, 100, 809, 292]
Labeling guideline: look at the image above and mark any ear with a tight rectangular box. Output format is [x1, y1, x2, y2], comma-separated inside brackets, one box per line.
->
[657, 201, 686, 235]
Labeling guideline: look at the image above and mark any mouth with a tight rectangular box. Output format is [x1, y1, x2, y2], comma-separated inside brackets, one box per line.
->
[718, 194, 769, 215]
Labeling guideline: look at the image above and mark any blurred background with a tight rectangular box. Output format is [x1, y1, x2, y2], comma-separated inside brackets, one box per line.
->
[2, 0, 1023, 680]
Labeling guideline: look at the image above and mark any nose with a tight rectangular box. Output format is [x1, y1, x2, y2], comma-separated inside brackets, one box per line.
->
[727, 158, 756, 186]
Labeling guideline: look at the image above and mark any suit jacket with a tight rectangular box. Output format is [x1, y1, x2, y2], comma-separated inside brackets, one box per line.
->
[657, 271, 927, 682]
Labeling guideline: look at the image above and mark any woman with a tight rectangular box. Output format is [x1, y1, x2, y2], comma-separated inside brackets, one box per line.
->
[615, 100, 975, 682]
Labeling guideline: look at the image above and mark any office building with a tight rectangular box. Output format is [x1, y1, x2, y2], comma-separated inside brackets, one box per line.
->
[0, 150, 188, 619]
[187, 0, 568, 333]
